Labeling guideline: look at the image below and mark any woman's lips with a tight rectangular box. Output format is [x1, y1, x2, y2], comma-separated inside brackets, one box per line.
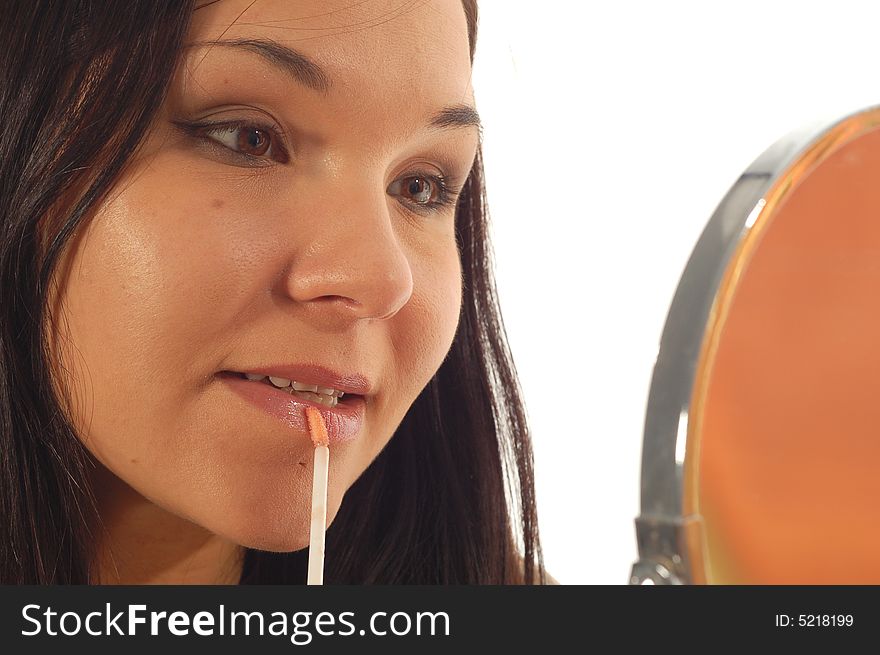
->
[218, 372, 365, 444]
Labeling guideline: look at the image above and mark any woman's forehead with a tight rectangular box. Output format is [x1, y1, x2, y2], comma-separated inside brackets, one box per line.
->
[187, 0, 473, 97]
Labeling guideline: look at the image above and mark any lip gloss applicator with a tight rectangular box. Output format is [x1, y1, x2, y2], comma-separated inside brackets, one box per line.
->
[305, 406, 330, 585]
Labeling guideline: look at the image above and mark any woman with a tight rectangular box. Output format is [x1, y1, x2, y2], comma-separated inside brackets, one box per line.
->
[0, 0, 546, 584]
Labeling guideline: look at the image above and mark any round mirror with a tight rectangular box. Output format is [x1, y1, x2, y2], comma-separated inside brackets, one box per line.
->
[631, 105, 880, 584]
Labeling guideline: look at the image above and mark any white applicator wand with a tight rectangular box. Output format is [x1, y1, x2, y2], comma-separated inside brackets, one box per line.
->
[305, 406, 329, 585]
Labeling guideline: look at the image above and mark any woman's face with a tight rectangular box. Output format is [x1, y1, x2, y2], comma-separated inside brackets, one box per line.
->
[49, 0, 478, 552]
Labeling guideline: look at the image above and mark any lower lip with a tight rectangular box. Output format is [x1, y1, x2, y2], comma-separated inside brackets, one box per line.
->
[219, 373, 365, 444]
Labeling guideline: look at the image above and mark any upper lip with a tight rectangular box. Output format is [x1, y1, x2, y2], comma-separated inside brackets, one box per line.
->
[228, 363, 373, 396]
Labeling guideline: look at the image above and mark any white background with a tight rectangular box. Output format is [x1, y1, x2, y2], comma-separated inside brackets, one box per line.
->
[471, 0, 880, 583]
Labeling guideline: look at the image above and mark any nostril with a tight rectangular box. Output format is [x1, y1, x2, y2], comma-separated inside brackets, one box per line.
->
[318, 295, 362, 311]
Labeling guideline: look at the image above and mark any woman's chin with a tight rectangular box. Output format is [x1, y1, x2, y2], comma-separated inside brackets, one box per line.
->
[239, 533, 310, 554]
[208, 501, 341, 554]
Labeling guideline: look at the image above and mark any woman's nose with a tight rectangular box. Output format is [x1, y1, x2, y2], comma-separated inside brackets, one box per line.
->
[279, 183, 414, 324]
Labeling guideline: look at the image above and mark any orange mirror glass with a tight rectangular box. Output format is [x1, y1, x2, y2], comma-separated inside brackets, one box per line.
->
[691, 124, 880, 583]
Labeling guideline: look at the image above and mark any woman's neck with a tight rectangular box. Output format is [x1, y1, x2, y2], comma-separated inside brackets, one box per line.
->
[88, 462, 243, 585]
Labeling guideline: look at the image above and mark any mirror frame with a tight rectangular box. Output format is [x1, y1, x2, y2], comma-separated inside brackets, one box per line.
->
[629, 105, 880, 585]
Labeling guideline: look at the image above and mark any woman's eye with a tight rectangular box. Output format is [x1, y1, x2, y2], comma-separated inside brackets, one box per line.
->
[388, 174, 457, 213]
[205, 123, 285, 160]
[402, 177, 436, 204]
[174, 119, 289, 164]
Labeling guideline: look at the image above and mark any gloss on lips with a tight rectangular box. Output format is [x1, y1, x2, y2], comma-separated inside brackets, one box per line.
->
[305, 406, 330, 586]
[218, 370, 366, 444]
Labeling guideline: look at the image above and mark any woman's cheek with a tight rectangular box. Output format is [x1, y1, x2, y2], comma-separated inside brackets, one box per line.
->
[401, 243, 462, 387]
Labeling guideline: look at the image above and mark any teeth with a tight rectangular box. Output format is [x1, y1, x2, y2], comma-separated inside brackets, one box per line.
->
[240, 373, 345, 405]
[291, 389, 338, 407]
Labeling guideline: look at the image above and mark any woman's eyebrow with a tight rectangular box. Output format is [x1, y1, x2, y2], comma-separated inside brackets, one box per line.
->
[184, 37, 482, 133]
[430, 104, 482, 133]
[185, 38, 331, 93]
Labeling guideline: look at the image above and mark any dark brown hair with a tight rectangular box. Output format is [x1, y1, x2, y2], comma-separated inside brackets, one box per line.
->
[0, 0, 543, 584]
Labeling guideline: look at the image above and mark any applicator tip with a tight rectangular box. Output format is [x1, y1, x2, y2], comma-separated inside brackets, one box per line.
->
[305, 406, 329, 447]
